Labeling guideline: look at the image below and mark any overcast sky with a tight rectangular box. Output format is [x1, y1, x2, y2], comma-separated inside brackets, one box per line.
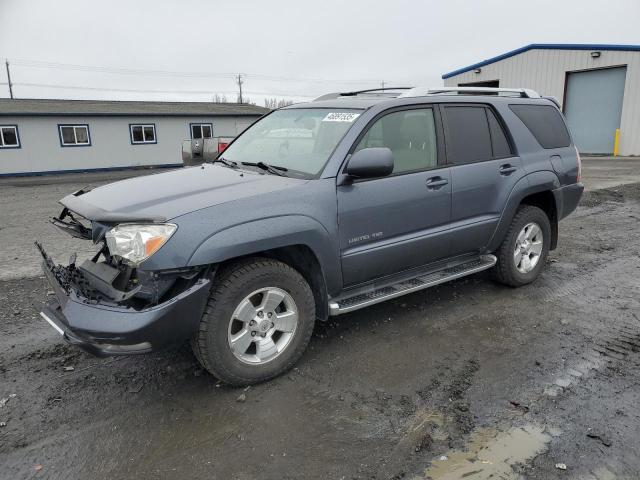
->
[1, 0, 638, 106]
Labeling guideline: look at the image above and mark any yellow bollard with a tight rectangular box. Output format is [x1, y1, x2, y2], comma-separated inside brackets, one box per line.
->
[613, 128, 620, 156]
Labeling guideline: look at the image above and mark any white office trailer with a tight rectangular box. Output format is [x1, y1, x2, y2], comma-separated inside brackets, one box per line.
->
[0, 99, 268, 176]
[442, 44, 640, 155]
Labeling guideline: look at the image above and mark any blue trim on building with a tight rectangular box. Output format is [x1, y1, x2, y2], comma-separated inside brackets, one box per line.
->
[58, 124, 92, 147]
[129, 123, 158, 145]
[442, 43, 640, 79]
[0, 163, 183, 178]
[0, 124, 21, 149]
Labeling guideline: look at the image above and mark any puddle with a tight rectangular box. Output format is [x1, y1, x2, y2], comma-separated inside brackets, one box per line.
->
[419, 424, 552, 480]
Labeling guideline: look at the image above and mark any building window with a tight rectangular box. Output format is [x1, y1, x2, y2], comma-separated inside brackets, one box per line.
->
[59, 125, 91, 147]
[130, 124, 156, 144]
[190, 123, 213, 139]
[0, 125, 20, 148]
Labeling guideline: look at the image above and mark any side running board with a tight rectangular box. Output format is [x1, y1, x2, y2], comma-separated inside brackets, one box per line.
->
[329, 255, 497, 316]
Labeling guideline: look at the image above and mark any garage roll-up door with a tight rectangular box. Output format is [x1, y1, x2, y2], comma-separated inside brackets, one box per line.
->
[564, 66, 626, 154]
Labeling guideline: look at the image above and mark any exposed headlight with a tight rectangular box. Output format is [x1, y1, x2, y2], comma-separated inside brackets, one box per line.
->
[105, 223, 177, 266]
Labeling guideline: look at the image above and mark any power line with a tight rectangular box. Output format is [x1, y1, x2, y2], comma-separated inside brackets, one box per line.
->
[12, 81, 315, 98]
[7, 57, 396, 85]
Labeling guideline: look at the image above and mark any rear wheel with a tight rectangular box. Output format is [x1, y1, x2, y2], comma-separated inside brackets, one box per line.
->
[193, 258, 315, 386]
[492, 205, 551, 287]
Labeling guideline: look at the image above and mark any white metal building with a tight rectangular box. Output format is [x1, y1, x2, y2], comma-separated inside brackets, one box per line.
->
[442, 44, 640, 155]
[0, 99, 268, 176]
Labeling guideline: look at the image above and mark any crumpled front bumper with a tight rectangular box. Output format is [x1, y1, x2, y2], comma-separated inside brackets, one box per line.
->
[40, 258, 211, 357]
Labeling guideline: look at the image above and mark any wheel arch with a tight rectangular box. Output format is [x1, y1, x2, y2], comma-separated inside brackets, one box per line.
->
[212, 245, 329, 322]
[488, 171, 560, 252]
[187, 216, 335, 322]
[520, 190, 558, 250]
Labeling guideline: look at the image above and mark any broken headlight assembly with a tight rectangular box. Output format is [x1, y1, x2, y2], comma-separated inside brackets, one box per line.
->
[105, 223, 177, 266]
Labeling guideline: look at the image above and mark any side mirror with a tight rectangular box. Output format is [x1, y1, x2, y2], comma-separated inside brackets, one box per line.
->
[181, 138, 218, 166]
[345, 147, 394, 178]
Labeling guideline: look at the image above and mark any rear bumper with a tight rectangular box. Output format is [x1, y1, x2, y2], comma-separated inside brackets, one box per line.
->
[553, 182, 584, 220]
[40, 260, 211, 357]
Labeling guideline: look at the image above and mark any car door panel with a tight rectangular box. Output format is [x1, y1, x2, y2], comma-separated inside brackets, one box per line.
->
[442, 104, 525, 256]
[338, 168, 451, 285]
[449, 156, 523, 253]
[337, 106, 452, 287]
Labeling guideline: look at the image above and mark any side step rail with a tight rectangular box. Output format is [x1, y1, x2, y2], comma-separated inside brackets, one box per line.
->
[329, 255, 497, 316]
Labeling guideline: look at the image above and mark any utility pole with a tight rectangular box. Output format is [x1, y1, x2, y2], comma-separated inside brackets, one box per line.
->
[5, 60, 14, 99]
[236, 74, 244, 104]
[380, 80, 385, 90]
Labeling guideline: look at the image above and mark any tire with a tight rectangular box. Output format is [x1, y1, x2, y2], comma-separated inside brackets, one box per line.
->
[193, 257, 315, 386]
[492, 205, 551, 287]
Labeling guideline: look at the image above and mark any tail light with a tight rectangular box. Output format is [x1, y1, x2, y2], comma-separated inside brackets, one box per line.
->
[575, 145, 582, 182]
[218, 142, 229, 154]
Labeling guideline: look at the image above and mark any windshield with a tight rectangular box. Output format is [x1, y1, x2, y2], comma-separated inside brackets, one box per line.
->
[221, 108, 362, 177]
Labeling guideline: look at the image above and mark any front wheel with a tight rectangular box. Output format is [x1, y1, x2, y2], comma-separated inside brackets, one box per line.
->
[492, 205, 551, 287]
[193, 258, 315, 386]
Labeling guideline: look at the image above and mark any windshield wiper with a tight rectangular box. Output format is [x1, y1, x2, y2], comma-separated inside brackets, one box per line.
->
[241, 161, 288, 176]
[212, 157, 238, 168]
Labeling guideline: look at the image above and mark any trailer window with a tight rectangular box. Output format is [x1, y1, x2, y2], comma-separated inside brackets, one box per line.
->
[59, 125, 91, 147]
[0, 126, 19, 148]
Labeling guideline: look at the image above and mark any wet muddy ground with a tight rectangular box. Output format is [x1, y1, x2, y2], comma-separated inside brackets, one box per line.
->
[1, 163, 640, 479]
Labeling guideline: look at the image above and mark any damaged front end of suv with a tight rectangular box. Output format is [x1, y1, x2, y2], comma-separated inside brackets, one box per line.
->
[38, 188, 212, 357]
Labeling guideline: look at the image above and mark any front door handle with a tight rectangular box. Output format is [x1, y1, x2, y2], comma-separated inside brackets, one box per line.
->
[499, 164, 517, 176]
[426, 176, 449, 189]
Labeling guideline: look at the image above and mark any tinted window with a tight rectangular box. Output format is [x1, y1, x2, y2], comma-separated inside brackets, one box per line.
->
[509, 104, 571, 149]
[486, 109, 512, 157]
[355, 108, 437, 174]
[444, 106, 492, 164]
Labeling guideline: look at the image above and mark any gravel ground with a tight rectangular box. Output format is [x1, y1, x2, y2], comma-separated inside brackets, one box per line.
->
[1, 161, 640, 479]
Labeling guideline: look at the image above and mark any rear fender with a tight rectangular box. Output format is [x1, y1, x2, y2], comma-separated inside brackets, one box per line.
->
[487, 170, 560, 252]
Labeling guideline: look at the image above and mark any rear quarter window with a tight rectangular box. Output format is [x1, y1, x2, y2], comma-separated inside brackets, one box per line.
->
[509, 104, 571, 149]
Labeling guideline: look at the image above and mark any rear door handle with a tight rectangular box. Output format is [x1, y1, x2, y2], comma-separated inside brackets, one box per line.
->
[426, 176, 449, 189]
[499, 164, 517, 176]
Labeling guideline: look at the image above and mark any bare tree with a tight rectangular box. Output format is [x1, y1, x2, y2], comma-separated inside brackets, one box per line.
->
[236, 94, 255, 105]
[212, 93, 229, 103]
[264, 97, 294, 109]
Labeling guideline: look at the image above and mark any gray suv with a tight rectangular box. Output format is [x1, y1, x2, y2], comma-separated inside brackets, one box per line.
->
[39, 87, 583, 385]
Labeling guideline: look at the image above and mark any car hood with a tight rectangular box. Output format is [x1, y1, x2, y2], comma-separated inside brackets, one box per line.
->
[60, 164, 307, 223]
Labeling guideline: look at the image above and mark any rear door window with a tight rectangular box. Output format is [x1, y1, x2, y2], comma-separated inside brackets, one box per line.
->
[486, 109, 512, 158]
[443, 106, 492, 164]
[509, 104, 571, 149]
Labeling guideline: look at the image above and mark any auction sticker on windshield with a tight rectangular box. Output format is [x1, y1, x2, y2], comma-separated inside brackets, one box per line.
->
[322, 112, 361, 122]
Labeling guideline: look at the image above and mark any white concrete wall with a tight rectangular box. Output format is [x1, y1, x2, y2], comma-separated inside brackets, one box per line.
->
[444, 49, 640, 155]
[0, 115, 260, 175]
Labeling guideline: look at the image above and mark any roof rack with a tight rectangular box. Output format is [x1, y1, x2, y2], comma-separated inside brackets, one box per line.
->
[340, 87, 413, 96]
[313, 87, 413, 101]
[399, 87, 541, 99]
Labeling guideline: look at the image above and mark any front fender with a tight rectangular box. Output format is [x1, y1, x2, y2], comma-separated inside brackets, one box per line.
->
[486, 170, 560, 252]
[187, 215, 342, 294]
